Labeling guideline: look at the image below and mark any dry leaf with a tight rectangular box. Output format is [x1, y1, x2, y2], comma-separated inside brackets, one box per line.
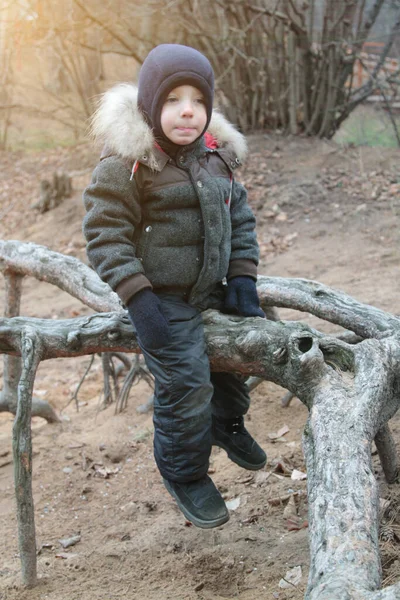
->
[277, 425, 290, 437]
[279, 565, 302, 588]
[254, 471, 271, 486]
[226, 497, 241, 511]
[268, 426, 290, 441]
[236, 474, 254, 485]
[271, 459, 292, 475]
[242, 511, 266, 524]
[283, 496, 297, 519]
[268, 490, 305, 506]
[58, 534, 81, 549]
[37, 543, 54, 555]
[55, 552, 79, 560]
[92, 464, 119, 478]
[287, 516, 308, 531]
[285, 441, 298, 449]
[291, 469, 307, 481]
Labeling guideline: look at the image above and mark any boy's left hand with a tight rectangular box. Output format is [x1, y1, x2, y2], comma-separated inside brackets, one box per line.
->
[224, 276, 265, 318]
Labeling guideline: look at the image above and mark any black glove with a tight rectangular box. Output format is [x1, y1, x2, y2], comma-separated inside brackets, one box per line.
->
[127, 289, 171, 350]
[224, 276, 265, 318]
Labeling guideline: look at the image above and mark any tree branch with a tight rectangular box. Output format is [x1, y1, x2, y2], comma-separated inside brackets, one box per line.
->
[2, 242, 399, 339]
[0, 241, 122, 313]
[257, 276, 400, 338]
[72, 0, 144, 64]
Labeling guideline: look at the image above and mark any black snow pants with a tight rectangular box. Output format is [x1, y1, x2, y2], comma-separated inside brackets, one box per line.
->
[137, 292, 250, 483]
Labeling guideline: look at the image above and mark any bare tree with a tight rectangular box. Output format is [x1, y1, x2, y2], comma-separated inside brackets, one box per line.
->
[78, 0, 400, 137]
[0, 0, 15, 148]
[166, 0, 400, 137]
[2, 0, 398, 142]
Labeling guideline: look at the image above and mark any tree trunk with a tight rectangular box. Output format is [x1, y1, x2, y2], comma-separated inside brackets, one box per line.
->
[302, 336, 400, 599]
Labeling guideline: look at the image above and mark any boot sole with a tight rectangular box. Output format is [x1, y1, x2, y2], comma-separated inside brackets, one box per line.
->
[163, 479, 230, 529]
[213, 440, 267, 471]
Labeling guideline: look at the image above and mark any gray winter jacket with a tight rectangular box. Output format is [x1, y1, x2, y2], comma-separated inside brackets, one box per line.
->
[83, 84, 259, 309]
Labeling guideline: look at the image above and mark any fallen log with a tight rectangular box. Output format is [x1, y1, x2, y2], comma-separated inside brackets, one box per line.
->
[1, 307, 400, 597]
[1, 240, 400, 597]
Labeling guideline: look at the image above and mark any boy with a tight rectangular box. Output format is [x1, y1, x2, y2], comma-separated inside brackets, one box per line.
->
[83, 44, 266, 529]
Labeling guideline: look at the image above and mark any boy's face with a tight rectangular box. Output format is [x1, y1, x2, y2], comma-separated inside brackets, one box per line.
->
[160, 85, 207, 145]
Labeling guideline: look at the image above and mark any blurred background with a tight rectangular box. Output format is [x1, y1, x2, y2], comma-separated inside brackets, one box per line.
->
[0, 0, 399, 150]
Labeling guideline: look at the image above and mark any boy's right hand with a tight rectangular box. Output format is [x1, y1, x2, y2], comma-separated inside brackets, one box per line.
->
[127, 289, 171, 351]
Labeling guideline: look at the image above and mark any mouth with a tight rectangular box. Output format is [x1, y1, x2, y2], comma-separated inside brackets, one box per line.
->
[176, 127, 196, 132]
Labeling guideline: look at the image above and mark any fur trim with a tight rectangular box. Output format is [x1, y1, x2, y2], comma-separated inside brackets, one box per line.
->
[208, 111, 247, 163]
[91, 84, 248, 167]
[91, 84, 159, 170]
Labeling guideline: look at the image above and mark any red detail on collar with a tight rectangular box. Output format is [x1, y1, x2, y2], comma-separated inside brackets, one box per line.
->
[204, 132, 219, 149]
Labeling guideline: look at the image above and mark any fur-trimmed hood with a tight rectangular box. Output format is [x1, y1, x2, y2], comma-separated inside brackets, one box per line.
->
[91, 84, 248, 170]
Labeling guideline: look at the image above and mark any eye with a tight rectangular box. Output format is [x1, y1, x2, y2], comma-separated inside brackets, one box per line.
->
[195, 98, 205, 104]
[166, 96, 178, 103]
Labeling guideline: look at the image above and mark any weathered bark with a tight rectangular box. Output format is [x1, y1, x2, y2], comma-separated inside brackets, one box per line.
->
[301, 336, 400, 599]
[1, 244, 400, 596]
[101, 352, 115, 409]
[257, 277, 400, 338]
[0, 240, 122, 313]
[374, 424, 399, 485]
[2, 272, 23, 413]
[2, 309, 400, 596]
[0, 242, 145, 416]
[0, 269, 60, 422]
[12, 330, 41, 587]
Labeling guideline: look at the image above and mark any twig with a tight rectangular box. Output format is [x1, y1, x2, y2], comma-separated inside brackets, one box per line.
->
[63, 354, 95, 413]
[101, 352, 115, 409]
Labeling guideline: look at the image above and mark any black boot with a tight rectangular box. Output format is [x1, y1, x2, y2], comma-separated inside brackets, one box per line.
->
[163, 474, 229, 529]
[211, 415, 267, 470]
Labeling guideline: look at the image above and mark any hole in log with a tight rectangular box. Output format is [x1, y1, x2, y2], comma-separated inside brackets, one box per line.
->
[298, 337, 313, 353]
[314, 288, 326, 297]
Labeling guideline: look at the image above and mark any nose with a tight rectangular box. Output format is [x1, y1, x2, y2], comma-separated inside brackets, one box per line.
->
[181, 100, 194, 117]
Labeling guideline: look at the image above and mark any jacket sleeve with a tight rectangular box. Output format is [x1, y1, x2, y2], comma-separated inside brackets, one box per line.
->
[227, 179, 259, 281]
[82, 156, 152, 303]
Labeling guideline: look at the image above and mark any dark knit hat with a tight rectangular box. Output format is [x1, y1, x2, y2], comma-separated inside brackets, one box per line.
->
[137, 44, 214, 143]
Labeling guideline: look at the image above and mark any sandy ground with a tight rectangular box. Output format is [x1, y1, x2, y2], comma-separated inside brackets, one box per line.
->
[0, 133, 400, 600]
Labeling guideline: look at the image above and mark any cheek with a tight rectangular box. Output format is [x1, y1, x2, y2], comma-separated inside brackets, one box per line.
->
[160, 107, 174, 132]
[198, 107, 207, 129]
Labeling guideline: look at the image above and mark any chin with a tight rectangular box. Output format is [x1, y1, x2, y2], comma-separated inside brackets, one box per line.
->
[173, 136, 196, 145]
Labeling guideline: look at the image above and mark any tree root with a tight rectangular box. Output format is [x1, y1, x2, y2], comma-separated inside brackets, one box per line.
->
[0, 393, 60, 423]
[375, 424, 399, 484]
